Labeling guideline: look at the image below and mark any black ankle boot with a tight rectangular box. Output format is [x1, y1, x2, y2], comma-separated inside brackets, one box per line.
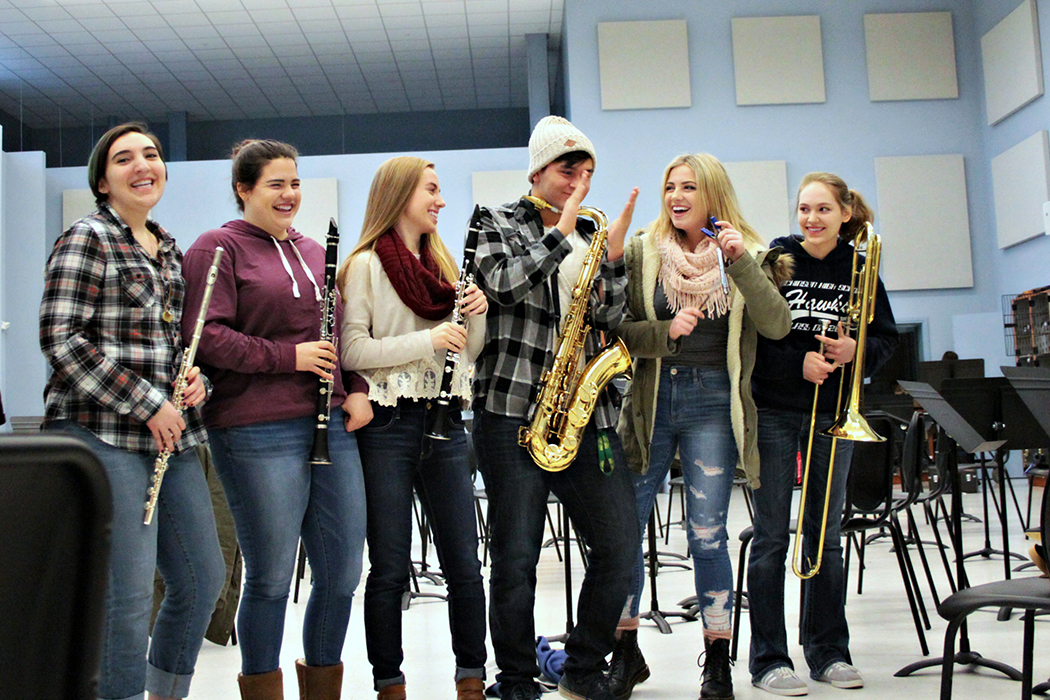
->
[608, 629, 650, 699]
[699, 638, 734, 700]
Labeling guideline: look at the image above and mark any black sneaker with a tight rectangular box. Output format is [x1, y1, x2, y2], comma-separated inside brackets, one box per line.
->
[559, 670, 619, 700]
[700, 638, 734, 699]
[608, 630, 650, 699]
[501, 682, 540, 700]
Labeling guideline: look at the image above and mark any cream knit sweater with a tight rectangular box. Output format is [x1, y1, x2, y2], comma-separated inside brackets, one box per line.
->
[340, 250, 485, 407]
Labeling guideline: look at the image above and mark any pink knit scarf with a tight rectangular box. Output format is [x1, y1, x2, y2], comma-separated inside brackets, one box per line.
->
[656, 226, 729, 317]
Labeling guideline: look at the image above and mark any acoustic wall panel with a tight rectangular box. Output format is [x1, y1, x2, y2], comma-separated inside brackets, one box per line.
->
[723, 160, 790, 243]
[864, 12, 958, 101]
[297, 178, 339, 248]
[597, 20, 691, 110]
[874, 154, 973, 290]
[472, 170, 529, 210]
[731, 16, 825, 106]
[62, 189, 95, 231]
[991, 130, 1050, 249]
[981, 0, 1044, 125]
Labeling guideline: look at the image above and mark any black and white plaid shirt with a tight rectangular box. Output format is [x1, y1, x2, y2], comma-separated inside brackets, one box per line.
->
[39, 203, 207, 454]
[471, 197, 627, 430]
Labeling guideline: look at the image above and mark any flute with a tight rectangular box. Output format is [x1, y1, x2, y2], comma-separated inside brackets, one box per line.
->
[308, 219, 340, 466]
[144, 246, 223, 525]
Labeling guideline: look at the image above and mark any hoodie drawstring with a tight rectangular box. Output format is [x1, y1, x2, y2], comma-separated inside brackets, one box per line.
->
[270, 237, 322, 301]
[288, 239, 323, 302]
[271, 237, 302, 298]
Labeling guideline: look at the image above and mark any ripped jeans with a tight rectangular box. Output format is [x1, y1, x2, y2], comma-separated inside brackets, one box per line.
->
[624, 366, 737, 638]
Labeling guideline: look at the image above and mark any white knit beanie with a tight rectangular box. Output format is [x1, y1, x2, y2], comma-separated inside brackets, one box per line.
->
[527, 115, 597, 180]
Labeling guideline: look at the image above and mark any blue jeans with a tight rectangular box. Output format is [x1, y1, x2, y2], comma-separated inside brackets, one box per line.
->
[208, 408, 366, 675]
[50, 421, 225, 700]
[626, 366, 738, 638]
[748, 407, 854, 680]
[472, 410, 639, 687]
[355, 400, 486, 689]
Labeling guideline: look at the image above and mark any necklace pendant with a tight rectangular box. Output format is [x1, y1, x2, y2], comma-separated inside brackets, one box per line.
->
[162, 309, 174, 323]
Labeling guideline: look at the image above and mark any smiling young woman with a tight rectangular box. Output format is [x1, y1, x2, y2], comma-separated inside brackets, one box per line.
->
[612, 152, 792, 700]
[336, 156, 489, 700]
[747, 172, 899, 696]
[40, 122, 225, 700]
[182, 139, 370, 700]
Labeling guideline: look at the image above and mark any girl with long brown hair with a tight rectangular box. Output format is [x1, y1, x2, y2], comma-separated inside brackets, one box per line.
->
[338, 156, 488, 700]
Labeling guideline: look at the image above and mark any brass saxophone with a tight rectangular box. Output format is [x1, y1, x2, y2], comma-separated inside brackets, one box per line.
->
[518, 206, 632, 472]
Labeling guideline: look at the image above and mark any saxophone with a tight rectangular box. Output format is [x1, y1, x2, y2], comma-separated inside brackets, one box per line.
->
[518, 206, 632, 472]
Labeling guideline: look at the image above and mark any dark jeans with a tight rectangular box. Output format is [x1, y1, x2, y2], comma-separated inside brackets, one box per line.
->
[356, 400, 486, 689]
[472, 410, 639, 687]
[748, 407, 854, 680]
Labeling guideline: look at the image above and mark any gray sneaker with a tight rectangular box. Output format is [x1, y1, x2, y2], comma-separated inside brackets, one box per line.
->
[813, 662, 864, 689]
[753, 667, 808, 696]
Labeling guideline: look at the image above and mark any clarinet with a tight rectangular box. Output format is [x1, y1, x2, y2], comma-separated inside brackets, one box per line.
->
[425, 205, 483, 440]
[309, 219, 340, 466]
[144, 246, 223, 525]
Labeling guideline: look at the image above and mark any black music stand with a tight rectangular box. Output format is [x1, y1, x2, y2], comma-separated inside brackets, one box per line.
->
[941, 377, 1050, 577]
[544, 505, 576, 643]
[640, 507, 695, 634]
[1000, 366, 1050, 696]
[893, 381, 1020, 682]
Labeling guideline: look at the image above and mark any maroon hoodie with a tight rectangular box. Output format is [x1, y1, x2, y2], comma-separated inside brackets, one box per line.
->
[182, 219, 356, 429]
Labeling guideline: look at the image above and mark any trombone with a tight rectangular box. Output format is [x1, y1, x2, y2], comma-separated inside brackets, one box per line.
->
[792, 223, 885, 580]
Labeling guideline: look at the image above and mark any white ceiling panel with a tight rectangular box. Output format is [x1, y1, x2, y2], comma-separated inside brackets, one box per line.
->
[0, 0, 558, 126]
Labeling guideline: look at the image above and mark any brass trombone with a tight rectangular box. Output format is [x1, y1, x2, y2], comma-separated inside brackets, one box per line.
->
[792, 223, 885, 580]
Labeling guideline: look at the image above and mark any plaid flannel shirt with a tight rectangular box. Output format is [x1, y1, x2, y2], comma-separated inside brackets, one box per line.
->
[471, 197, 627, 430]
[39, 203, 207, 454]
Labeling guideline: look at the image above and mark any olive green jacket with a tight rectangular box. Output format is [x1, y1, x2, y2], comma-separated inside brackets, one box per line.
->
[614, 230, 793, 488]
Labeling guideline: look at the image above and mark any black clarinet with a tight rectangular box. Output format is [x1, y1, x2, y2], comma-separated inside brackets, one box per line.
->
[309, 219, 340, 466]
[425, 205, 483, 440]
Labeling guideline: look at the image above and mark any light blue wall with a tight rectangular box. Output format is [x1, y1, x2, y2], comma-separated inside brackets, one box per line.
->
[25, 147, 529, 422]
[563, 0, 1009, 370]
[3, 150, 48, 420]
[974, 0, 1050, 307]
[46, 147, 529, 263]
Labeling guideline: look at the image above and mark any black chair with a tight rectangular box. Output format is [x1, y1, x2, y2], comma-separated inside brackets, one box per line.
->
[0, 434, 112, 700]
[842, 412, 932, 654]
[936, 481, 1050, 700]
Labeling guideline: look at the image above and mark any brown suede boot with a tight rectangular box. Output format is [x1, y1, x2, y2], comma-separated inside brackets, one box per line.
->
[295, 659, 343, 700]
[377, 683, 406, 700]
[238, 668, 284, 700]
[456, 677, 485, 700]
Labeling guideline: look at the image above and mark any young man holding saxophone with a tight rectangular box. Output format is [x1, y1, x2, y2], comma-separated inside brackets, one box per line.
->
[469, 116, 639, 700]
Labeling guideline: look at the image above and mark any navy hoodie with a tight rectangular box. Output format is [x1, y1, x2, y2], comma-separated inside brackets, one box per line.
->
[751, 235, 898, 414]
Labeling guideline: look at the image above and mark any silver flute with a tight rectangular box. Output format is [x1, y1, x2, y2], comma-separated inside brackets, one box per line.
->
[144, 247, 223, 525]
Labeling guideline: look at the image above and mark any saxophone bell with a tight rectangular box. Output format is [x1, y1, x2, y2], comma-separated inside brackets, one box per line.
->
[519, 205, 633, 471]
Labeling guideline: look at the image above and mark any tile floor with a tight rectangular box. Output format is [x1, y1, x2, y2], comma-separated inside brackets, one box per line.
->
[189, 481, 1046, 699]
